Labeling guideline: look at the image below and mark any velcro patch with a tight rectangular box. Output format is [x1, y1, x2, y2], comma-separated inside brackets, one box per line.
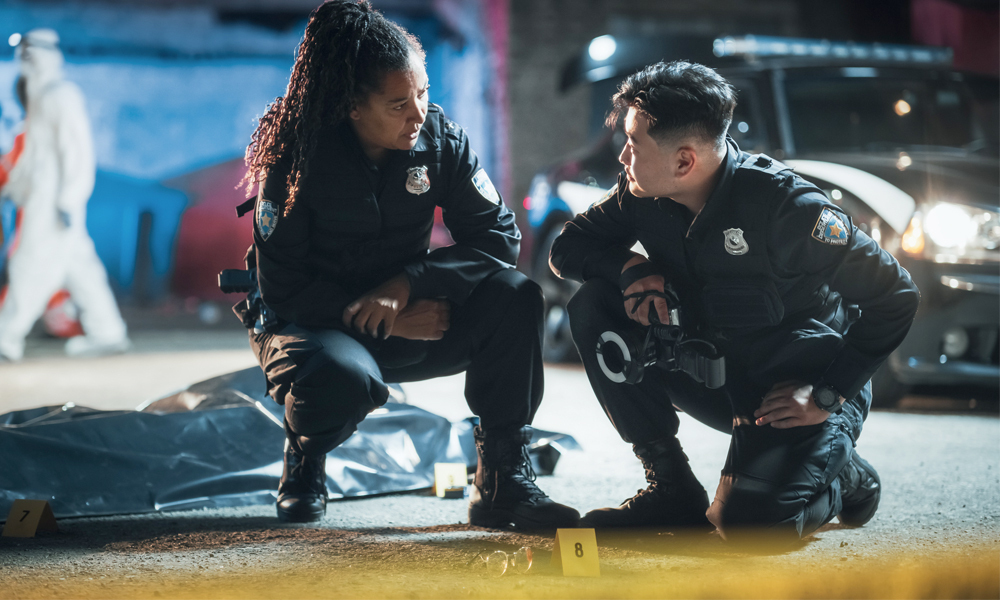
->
[472, 169, 501, 205]
[812, 207, 850, 245]
[256, 199, 279, 241]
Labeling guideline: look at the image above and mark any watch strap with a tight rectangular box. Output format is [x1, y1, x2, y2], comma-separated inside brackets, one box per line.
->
[812, 382, 842, 413]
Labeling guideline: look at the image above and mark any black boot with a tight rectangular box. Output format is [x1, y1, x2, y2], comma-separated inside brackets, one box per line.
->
[837, 450, 881, 527]
[579, 437, 710, 529]
[468, 426, 580, 530]
[276, 440, 328, 523]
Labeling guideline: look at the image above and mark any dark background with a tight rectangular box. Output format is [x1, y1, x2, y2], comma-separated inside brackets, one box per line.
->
[507, 0, 998, 255]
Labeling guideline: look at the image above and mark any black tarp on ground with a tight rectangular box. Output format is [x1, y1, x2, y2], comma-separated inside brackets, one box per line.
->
[0, 367, 579, 520]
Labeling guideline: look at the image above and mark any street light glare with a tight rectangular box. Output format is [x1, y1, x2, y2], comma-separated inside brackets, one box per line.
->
[588, 35, 617, 62]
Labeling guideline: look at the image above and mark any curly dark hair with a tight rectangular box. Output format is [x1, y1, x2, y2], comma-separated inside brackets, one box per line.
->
[606, 60, 735, 149]
[241, 0, 424, 216]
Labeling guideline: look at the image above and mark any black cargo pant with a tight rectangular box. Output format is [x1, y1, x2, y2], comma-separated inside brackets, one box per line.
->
[249, 269, 545, 457]
[568, 279, 866, 541]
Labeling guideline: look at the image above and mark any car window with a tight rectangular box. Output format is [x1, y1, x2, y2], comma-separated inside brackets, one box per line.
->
[784, 72, 981, 153]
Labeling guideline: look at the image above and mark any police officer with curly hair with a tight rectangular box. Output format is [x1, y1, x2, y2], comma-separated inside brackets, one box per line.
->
[237, 0, 578, 528]
[550, 60, 919, 542]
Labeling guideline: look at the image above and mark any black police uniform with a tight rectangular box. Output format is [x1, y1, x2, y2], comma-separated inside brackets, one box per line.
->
[550, 137, 920, 539]
[243, 104, 544, 458]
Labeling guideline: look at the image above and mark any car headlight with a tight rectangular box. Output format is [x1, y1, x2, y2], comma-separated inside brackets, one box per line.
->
[924, 204, 978, 248]
[900, 201, 1000, 264]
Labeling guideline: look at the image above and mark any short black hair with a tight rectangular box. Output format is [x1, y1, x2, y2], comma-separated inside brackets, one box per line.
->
[606, 60, 735, 148]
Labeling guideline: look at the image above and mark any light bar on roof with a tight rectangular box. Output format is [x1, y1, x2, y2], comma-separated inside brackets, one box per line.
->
[712, 35, 953, 65]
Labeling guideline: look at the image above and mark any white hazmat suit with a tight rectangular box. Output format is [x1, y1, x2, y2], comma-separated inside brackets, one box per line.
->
[0, 29, 128, 360]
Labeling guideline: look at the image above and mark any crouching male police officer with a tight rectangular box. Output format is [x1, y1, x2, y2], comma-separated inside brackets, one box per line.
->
[550, 61, 919, 541]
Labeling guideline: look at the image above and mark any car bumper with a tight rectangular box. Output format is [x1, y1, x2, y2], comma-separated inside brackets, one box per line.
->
[888, 260, 999, 388]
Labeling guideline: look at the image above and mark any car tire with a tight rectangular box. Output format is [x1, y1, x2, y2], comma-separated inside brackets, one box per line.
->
[532, 223, 581, 363]
[870, 363, 909, 409]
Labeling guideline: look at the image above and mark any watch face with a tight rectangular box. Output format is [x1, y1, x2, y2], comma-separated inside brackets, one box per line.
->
[814, 386, 839, 411]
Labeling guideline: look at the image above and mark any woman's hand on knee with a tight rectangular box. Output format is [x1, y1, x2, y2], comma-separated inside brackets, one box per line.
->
[343, 274, 411, 338]
[754, 380, 831, 428]
[391, 299, 450, 340]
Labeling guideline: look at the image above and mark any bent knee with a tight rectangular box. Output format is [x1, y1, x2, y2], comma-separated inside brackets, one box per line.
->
[567, 279, 621, 338]
[480, 269, 543, 318]
[286, 356, 386, 437]
[707, 476, 798, 540]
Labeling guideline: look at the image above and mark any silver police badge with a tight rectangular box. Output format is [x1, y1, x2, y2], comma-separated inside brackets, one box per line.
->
[405, 165, 431, 195]
[723, 228, 749, 255]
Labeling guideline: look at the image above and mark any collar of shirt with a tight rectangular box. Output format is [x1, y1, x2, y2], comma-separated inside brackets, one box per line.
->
[336, 121, 436, 195]
[338, 122, 380, 175]
[685, 136, 740, 240]
[336, 122, 405, 196]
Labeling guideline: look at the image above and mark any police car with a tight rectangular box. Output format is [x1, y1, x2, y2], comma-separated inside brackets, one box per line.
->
[527, 35, 999, 406]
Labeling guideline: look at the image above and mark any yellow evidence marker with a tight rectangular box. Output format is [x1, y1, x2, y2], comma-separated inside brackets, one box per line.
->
[2, 500, 58, 538]
[551, 528, 600, 577]
[433, 463, 468, 498]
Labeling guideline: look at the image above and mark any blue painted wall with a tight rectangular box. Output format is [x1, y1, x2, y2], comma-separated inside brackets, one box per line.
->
[0, 4, 497, 181]
[0, 2, 499, 298]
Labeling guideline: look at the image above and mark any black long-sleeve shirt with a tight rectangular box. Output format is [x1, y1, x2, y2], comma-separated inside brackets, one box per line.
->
[252, 104, 520, 330]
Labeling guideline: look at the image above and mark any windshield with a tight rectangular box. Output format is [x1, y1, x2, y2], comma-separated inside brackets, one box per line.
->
[785, 70, 983, 153]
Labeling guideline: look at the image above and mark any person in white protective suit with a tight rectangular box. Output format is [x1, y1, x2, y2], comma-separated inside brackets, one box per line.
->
[0, 29, 129, 361]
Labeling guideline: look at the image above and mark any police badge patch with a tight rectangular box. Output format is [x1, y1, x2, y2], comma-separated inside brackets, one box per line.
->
[406, 166, 431, 195]
[472, 169, 501, 205]
[723, 228, 749, 255]
[812, 207, 850, 245]
[256, 199, 279, 241]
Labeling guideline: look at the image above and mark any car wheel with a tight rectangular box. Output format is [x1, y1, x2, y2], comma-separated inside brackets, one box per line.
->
[532, 224, 581, 363]
[870, 363, 908, 408]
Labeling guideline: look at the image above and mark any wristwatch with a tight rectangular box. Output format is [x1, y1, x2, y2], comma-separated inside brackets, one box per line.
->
[811, 381, 843, 413]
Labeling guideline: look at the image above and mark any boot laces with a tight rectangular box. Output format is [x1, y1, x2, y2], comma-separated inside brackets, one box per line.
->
[292, 455, 327, 495]
[490, 444, 548, 504]
[512, 445, 548, 502]
[619, 466, 668, 507]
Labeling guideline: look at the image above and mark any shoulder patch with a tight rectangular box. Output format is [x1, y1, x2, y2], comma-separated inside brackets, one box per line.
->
[256, 199, 279, 241]
[596, 182, 618, 206]
[811, 207, 850, 245]
[472, 169, 501, 205]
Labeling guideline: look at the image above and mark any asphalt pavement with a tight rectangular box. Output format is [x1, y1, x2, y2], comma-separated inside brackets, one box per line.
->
[0, 323, 998, 599]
